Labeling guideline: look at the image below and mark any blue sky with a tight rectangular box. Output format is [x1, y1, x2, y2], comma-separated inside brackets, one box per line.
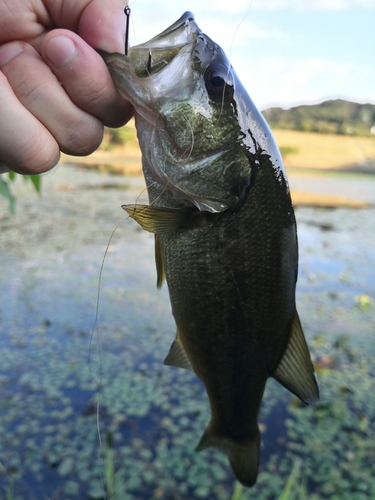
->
[128, 0, 375, 110]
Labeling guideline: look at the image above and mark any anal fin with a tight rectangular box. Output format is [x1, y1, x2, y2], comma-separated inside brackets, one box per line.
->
[272, 311, 319, 405]
[164, 331, 194, 372]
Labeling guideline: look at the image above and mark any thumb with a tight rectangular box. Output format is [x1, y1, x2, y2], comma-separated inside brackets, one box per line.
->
[78, 0, 127, 53]
[42, 30, 133, 127]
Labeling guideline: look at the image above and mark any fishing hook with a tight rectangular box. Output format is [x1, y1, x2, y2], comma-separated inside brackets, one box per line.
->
[147, 50, 152, 73]
[124, 6, 131, 55]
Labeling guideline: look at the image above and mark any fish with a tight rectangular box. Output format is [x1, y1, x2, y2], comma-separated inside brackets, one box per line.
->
[99, 11, 319, 487]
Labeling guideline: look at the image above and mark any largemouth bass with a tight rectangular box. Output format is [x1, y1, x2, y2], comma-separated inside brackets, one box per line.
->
[100, 12, 319, 487]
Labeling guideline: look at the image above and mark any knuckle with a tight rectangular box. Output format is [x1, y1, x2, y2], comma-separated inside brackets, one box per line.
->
[81, 79, 109, 108]
[60, 115, 103, 156]
[11, 136, 60, 174]
[13, 72, 42, 103]
[4, 54, 49, 108]
[104, 102, 134, 128]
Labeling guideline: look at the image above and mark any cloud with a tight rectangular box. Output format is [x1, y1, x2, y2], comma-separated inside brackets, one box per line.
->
[129, 3, 283, 49]
[232, 57, 375, 109]
[250, 0, 375, 10]
[200, 0, 255, 13]
[197, 19, 283, 50]
[121, 0, 375, 110]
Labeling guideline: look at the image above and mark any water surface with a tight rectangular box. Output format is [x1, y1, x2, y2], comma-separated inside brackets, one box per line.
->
[0, 165, 374, 499]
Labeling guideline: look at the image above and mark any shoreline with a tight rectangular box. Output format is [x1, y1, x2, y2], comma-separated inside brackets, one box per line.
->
[59, 156, 373, 210]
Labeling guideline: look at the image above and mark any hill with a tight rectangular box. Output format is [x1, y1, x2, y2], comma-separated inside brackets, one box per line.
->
[262, 99, 375, 136]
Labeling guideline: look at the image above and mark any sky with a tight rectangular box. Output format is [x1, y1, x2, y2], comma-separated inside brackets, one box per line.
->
[126, 0, 375, 110]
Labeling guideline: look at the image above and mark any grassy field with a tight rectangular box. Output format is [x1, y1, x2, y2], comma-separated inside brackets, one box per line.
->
[273, 129, 375, 171]
[61, 122, 375, 174]
[60, 119, 142, 175]
[58, 123, 375, 209]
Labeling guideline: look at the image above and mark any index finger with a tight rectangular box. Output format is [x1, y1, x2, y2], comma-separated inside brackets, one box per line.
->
[0, 71, 59, 174]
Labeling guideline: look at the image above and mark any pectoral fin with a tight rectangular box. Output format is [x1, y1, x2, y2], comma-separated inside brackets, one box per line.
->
[122, 204, 194, 234]
[164, 331, 194, 372]
[272, 311, 319, 405]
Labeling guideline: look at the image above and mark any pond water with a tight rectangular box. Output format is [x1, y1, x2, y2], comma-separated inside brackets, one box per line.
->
[0, 165, 374, 500]
[288, 169, 375, 205]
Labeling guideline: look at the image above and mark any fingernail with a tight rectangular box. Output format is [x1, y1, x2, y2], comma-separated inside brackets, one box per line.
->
[0, 42, 23, 68]
[45, 35, 77, 68]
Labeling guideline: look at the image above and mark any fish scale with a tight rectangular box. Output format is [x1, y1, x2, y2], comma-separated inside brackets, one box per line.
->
[100, 10, 319, 487]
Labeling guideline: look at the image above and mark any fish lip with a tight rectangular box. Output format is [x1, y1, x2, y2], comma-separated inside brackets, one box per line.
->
[123, 12, 201, 81]
[135, 12, 228, 75]
[136, 11, 199, 50]
[158, 11, 196, 37]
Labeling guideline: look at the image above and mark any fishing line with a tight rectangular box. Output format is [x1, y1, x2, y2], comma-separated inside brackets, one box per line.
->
[90, 1, 135, 470]
[90, 186, 172, 498]
[132, 178, 172, 211]
[90, 193, 162, 499]
[125, 178, 167, 210]
[89, 216, 130, 381]
[177, 113, 195, 164]
[129, 0, 138, 47]
[89, 187, 169, 451]
[134, 183, 149, 205]
[89, 216, 130, 453]
[228, 0, 255, 64]
[220, 0, 254, 116]
[133, 178, 178, 210]
[123, 0, 140, 53]
[88, 3, 177, 494]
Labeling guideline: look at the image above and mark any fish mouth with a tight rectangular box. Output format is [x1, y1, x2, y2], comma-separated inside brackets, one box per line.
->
[128, 12, 200, 78]
[129, 12, 229, 81]
[147, 11, 197, 43]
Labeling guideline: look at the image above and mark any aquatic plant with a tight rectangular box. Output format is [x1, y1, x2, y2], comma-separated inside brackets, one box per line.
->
[1, 168, 375, 499]
[0, 172, 41, 213]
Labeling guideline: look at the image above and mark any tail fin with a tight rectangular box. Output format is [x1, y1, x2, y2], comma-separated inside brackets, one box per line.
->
[195, 426, 261, 487]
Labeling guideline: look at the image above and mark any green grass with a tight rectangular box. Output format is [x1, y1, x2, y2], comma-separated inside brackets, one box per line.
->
[0, 172, 41, 213]
[273, 129, 375, 171]
[101, 122, 139, 151]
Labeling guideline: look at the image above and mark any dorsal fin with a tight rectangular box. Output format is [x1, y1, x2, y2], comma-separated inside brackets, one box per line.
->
[272, 311, 319, 405]
[164, 331, 194, 372]
[122, 204, 194, 234]
[154, 234, 165, 289]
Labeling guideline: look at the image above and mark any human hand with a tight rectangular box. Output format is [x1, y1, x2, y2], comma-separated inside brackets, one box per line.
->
[0, 0, 133, 175]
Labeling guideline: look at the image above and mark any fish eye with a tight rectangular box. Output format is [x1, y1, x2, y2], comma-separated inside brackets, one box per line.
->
[204, 64, 233, 101]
